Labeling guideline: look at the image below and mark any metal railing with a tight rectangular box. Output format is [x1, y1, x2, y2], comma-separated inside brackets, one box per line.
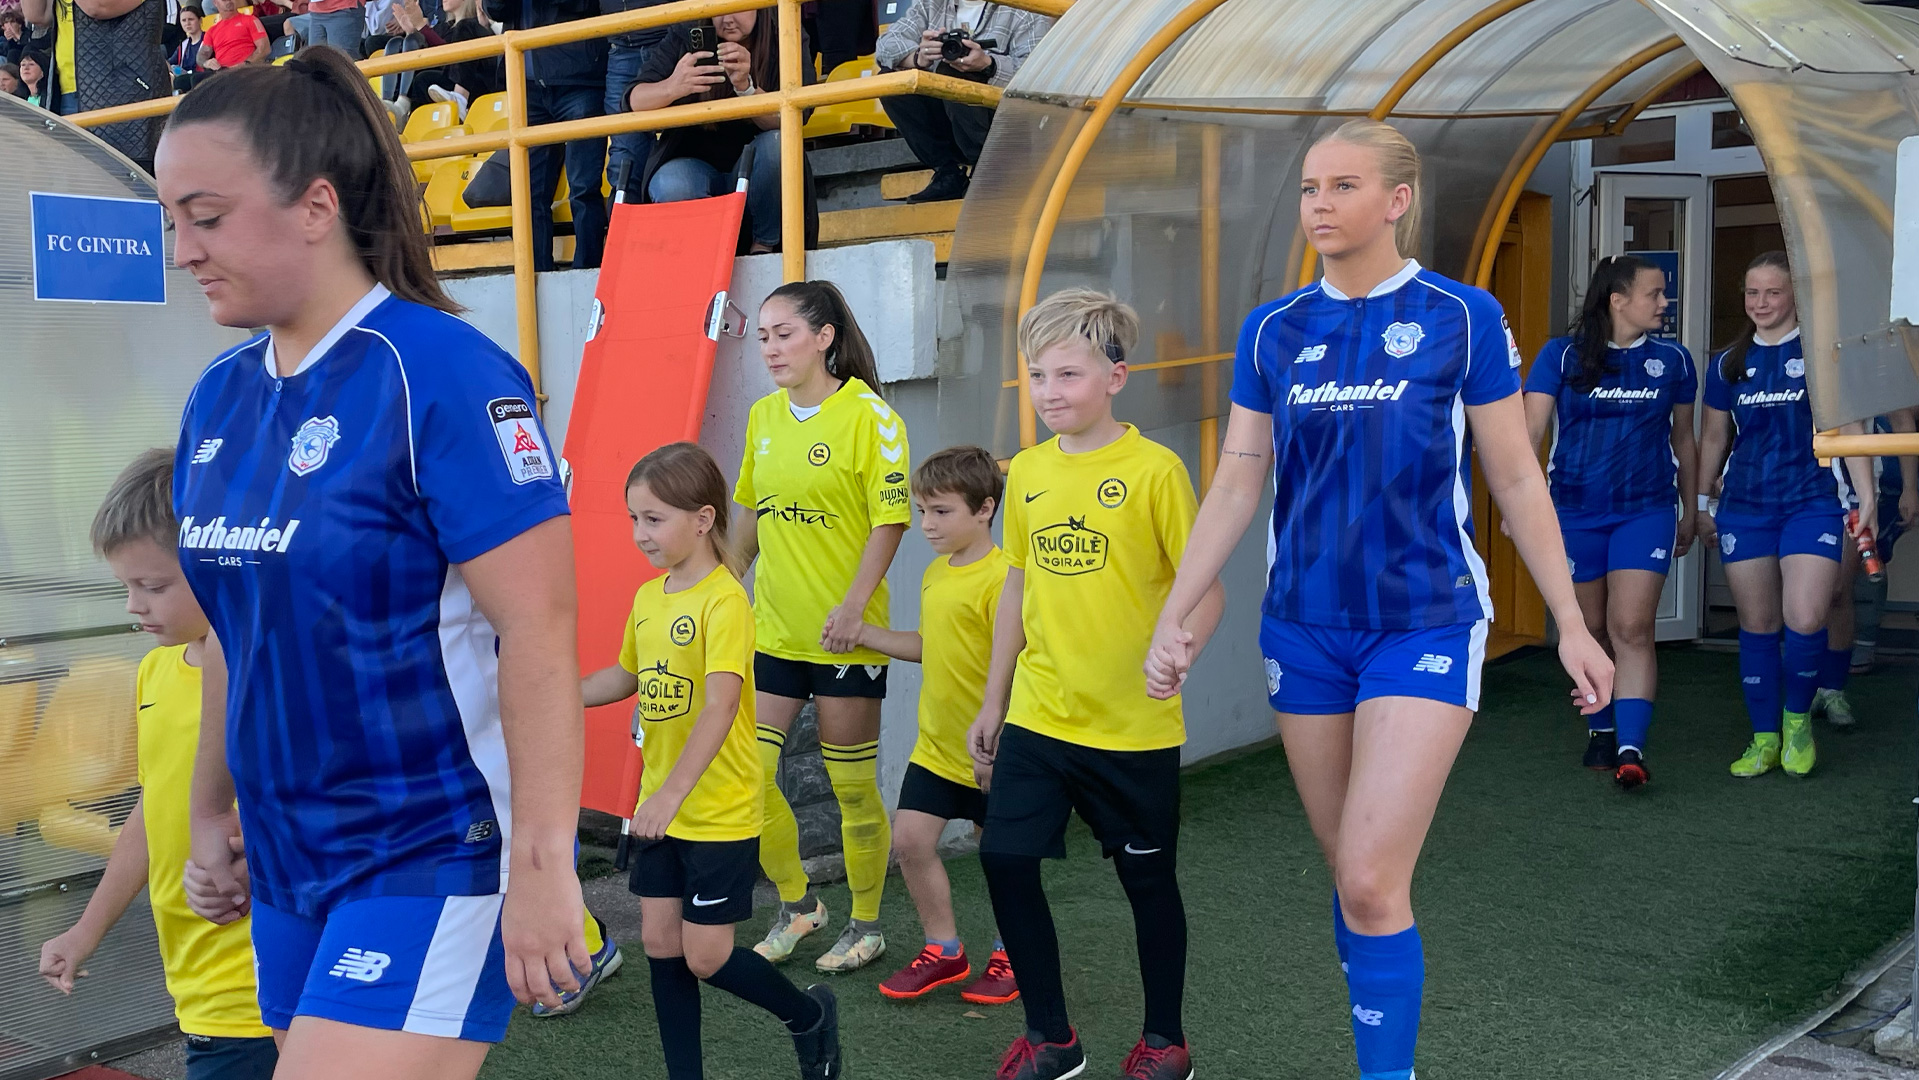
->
[68, 0, 1070, 392]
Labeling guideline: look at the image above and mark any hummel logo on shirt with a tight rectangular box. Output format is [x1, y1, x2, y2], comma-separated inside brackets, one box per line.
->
[329, 948, 391, 983]
[1412, 654, 1453, 675]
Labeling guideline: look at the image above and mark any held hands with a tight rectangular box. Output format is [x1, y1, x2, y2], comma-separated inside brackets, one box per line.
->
[630, 791, 682, 841]
[1674, 512, 1696, 558]
[716, 40, 751, 89]
[967, 710, 1003, 768]
[1901, 486, 1918, 529]
[1558, 625, 1615, 717]
[670, 49, 727, 99]
[1850, 494, 1879, 542]
[185, 813, 249, 924]
[1692, 509, 1718, 555]
[820, 602, 864, 654]
[500, 843, 589, 1010]
[1144, 620, 1194, 700]
[39, 926, 102, 994]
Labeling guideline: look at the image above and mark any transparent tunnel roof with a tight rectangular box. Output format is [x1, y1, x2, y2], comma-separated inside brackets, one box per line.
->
[938, 0, 1919, 454]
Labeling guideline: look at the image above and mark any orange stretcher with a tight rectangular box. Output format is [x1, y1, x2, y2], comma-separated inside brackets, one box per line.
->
[562, 164, 751, 864]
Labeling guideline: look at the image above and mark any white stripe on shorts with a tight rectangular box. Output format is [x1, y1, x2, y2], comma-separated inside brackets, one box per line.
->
[1464, 618, 1489, 712]
[403, 894, 504, 1037]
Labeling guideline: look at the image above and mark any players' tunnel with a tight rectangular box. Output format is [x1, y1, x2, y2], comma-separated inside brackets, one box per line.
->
[939, 0, 1919, 650]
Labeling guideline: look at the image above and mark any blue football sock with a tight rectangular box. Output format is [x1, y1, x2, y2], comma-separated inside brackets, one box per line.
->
[1613, 698, 1653, 754]
[1587, 702, 1615, 734]
[927, 936, 962, 958]
[1344, 924, 1423, 1076]
[1738, 630, 1784, 734]
[1332, 892, 1352, 971]
[1819, 648, 1851, 694]
[1783, 628, 1826, 714]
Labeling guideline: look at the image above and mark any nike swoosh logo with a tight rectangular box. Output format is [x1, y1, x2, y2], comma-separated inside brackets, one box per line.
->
[690, 895, 728, 907]
[139, 703, 156, 710]
[1024, 490, 1047, 503]
[1122, 843, 1162, 855]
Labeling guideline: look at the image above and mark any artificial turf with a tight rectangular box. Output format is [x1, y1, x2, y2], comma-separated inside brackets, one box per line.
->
[480, 647, 1917, 1080]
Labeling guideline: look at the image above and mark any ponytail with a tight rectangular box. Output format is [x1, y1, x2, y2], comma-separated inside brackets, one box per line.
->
[1718, 250, 1792, 386]
[167, 46, 457, 314]
[1569, 254, 1656, 393]
[766, 280, 882, 395]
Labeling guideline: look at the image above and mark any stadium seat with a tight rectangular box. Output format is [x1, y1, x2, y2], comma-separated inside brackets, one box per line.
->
[0, 657, 139, 854]
[409, 127, 469, 182]
[446, 166, 572, 233]
[422, 155, 480, 230]
[802, 56, 894, 140]
[467, 91, 509, 133]
[402, 100, 461, 144]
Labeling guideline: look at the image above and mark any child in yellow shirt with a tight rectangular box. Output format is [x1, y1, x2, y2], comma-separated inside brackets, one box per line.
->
[39, 449, 276, 1080]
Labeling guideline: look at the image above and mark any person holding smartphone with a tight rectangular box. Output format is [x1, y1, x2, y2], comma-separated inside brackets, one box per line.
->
[624, 7, 816, 253]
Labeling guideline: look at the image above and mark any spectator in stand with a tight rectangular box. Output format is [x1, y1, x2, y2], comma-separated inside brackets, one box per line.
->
[0, 60, 24, 96]
[19, 0, 168, 163]
[625, 7, 815, 254]
[168, 4, 204, 91]
[250, 0, 302, 48]
[1, 9, 26, 64]
[412, 0, 499, 117]
[875, 1, 1051, 203]
[598, 0, 672, 200]
[284, 0, 359, 56]
[808, 0, 873, 75]
[18, 47, 45, 105]
[198, 0, 267, 71]
[491, 0, 608, 270]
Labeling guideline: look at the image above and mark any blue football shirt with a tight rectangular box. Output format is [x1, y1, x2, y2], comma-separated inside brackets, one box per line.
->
[174, 285, 571, 917]
[1524, 334, 1697, 526]
[1701, 328, 1843, 518]
[1230, 260, 1523, 630]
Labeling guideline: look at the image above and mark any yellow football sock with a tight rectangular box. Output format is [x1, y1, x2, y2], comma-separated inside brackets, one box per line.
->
[758, 724, 809, 904]
[821, 740, 889, 922]
[583, 908, 604, 954]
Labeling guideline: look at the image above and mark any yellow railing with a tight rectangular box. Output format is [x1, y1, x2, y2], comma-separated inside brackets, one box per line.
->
[70, 0, 1067, 391]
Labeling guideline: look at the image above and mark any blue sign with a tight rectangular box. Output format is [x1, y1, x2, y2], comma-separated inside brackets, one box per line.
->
[1638, 249, 1681, 340]
[31, 192, 167, 305]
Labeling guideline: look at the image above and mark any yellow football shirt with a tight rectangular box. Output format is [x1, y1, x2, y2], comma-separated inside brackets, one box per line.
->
[135, 645, 271, 1039]
[911, 547, 1009, 786]
[734, 377, 911, 666]
[618, 565, 764, 842]
[1002, 425, 1198, 751]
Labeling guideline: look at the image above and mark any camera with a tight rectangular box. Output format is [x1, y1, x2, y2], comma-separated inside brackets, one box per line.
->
[937, 28, 997, 64]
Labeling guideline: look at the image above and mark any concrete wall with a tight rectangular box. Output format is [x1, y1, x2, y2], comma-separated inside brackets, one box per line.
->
[444, 241, 1279, 843]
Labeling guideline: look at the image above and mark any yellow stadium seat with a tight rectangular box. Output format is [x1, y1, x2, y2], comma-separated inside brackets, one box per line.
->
[402, 100, 461, 144]
[802, 56, 895, 140]
[467, 92, 509, 133]
[447, 164, 570, 233]
[410, 127, 469, 182]
[422, 155, 480, 230]
[0, 657, 140, 854]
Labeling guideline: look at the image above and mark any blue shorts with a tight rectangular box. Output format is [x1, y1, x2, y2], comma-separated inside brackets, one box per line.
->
[1561, 507, 1677, 583]
[1259, 618, 1489, 715]
[251, 894, 515, 1041]
[1716, 504, 1846, 564]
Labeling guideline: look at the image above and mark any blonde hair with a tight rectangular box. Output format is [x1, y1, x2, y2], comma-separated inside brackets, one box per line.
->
[626, 442, 742, 577]
[92, 448, 178, 556]
[1314, 119, 1423, 258]
[1018, 287, 1140, 365]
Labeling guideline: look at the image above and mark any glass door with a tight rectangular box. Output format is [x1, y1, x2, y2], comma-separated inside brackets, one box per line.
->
[1595, 173, 1712, 641]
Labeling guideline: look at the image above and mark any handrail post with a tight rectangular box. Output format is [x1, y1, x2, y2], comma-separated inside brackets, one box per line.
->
[1198, 123, 1221, 491]
[779, 0, 805, 282]
[505, 39, 542, 394]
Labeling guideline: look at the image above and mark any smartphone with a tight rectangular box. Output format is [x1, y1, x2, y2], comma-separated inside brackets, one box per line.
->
[688, 25, 719, 65]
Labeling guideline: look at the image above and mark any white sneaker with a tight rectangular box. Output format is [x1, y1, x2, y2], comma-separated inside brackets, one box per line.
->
[428, 84, 468, 122]
[814, 921, 885, 973]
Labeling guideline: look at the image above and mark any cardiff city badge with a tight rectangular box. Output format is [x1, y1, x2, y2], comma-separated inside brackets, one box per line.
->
[1382, 321, 1425, 359]
[287, 416, 342, 477]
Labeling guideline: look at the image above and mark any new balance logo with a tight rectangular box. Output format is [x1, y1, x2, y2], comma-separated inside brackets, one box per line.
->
[1651, 548, 1668, 560]
[1413, 654, 1453, 675]
[191, 438, 223, 464]
[1353, 1005, 1384, 1026]
[1294, 344, 1327, 364]
[464, 820, 496, 843]
[328, 948, 391, 983]
[1818, 533, 1839, 546]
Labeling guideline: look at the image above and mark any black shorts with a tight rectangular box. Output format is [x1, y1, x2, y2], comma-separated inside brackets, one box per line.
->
[628, 836, 758, 925]
[979, 724, 1180, 860]
[897, 761, 988, 826]
[755, 652, 889, 700]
